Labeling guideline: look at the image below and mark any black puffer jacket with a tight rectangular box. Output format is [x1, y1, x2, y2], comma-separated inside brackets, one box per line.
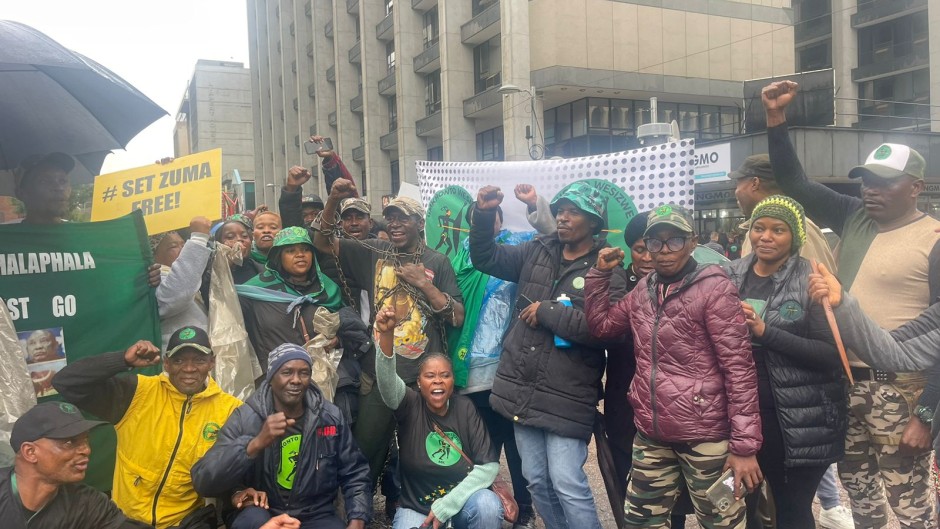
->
[724, 254, 847, 466]
[469, 206, 627, 441]
[191, 382, 372, 522]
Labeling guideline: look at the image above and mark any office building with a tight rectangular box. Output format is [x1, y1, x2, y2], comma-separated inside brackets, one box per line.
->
[174, 59, 257, 213]
[246, 0, 796, 211]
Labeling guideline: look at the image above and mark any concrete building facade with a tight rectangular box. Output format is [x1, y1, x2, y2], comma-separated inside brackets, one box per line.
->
[246, 0, 796, 212]
[174, 59, 257, 212]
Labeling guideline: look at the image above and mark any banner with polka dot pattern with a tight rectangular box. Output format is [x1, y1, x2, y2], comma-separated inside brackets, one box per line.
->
[416, 140, 695, 232]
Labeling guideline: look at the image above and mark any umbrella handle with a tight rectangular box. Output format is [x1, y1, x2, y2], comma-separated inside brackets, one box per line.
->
[811, 259, 855, 385]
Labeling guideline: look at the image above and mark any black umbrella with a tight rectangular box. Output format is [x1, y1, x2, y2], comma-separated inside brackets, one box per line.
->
[0, 20, 167, 194]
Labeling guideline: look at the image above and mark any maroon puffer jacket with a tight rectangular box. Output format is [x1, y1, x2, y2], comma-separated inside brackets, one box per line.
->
[585, 265, 761, 456]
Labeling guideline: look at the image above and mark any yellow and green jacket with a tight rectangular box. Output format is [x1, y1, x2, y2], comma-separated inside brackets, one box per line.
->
[53, 351, 241, 529]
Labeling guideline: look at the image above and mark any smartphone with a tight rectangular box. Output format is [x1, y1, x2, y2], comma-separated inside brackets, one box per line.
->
[705, 469, 745, 513]
[303, 137, 333, 155]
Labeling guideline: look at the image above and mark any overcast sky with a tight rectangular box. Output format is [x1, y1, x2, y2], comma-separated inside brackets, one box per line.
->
[4, 0, 250, 174]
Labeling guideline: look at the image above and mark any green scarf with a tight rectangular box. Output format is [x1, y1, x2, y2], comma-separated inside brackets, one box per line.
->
[237, 261, 343, 311]
[250, 241, 268, 265]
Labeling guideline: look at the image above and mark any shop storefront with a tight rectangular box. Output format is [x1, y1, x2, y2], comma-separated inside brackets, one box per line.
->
[693, 182, 745, 236]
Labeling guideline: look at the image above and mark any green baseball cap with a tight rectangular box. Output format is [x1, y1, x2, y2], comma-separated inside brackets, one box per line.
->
[550, 181, 607, 233]
[849, 143, 926, 181]
[644, 204, 694, 236]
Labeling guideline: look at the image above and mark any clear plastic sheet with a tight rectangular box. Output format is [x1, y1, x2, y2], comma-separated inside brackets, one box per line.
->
[208, 244, 263, 402]
[303, 307, 342, 402]
[0, 299, 38, 466]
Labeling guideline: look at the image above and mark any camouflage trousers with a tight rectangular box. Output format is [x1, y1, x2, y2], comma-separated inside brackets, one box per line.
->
[624, 432, 744, 529]
[838, 380, 937, 529]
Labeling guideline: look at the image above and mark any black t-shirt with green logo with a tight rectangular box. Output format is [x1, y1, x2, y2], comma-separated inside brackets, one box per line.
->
[394, 390, 496, 515]
[276, 414, 306, 500]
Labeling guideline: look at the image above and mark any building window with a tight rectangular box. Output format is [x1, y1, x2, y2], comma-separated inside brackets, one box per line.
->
[385, 0, 394, 16]
[423, 7, 439, 48]
[425, 70, 441, 115]
[390, 160, 400, 194]
[472, 0, 497, 17]
[473, 36, 501, 94]
[858, 70, 931, 128]
[427, 146, 443, 161]
[858, 13, 928, 67]
[386, 41, 396, 72]
[798, 41, 831, 72]
[387, 96, 398, 132]
[361, 168, 368, 196]
[476, 127, 504, 161]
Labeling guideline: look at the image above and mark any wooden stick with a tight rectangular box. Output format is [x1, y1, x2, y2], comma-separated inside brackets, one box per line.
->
[811, 259, 855, 385]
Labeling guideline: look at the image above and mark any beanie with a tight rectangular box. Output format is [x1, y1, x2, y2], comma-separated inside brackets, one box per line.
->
[266, 343, 312, 382]
[623, 211, 651, 247]
[750, 195, 806, 253]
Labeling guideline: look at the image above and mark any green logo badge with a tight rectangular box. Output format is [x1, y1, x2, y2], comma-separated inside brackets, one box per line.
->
[179, 328, 196, 340]
[572, 277, 585, 290]
[425, 431, 463, 467]
[656, 205, 673, 216]
[873, 145, 892, 160]
[58, 403, 78, 415]
[779, 300, 804, 322]
[202, 422, 221, 442]
[277, 434, 302, 489]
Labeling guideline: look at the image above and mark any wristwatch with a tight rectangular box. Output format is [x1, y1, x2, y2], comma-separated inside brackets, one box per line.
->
[913, 405, 934, 425]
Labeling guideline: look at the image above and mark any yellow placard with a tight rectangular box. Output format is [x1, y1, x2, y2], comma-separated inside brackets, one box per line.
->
[91, 149, 222, 234]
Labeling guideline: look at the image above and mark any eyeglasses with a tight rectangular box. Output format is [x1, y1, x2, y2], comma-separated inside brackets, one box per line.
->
[643, 236, 690, 253]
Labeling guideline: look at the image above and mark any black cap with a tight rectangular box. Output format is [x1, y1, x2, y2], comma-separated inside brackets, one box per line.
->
[301, 194, 324, 208]
[165, 326, 213, 358]
[14, 152, 76, 190]
[730, 154, 774, 181]
[10, 402, 106, 452]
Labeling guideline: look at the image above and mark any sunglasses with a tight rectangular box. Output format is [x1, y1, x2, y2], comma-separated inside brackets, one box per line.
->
[642, 236, 691, 253]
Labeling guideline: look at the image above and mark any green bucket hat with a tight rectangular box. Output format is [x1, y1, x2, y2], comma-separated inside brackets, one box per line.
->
[550, 181, 606, 233]
[750, 195, 806, 253]
[272, 226, 314, 249]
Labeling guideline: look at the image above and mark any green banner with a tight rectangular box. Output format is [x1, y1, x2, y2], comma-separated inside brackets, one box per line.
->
[0, 211, 160, 490]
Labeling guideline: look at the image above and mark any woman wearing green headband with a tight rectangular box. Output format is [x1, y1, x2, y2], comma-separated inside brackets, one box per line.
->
[723, 195, 847, 528]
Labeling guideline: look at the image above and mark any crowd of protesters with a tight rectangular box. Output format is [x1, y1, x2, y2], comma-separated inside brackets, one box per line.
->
[5, 80, 940, 529]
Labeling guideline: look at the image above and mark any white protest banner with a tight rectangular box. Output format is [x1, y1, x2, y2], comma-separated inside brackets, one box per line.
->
[416, 140, 696, 233]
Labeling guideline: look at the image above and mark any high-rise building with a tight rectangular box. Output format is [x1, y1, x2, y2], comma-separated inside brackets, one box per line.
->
[246, 0, 796, 211]
[174, 59, 257, 212]
[793, 0, 936, 132]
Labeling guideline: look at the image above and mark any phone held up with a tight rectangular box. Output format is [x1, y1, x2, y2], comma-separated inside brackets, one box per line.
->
[304, 137, 333, 155]
[705, 469, 746, 512]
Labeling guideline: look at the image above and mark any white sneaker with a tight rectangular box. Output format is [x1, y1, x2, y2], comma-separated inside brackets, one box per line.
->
[818, 505, 855, 529]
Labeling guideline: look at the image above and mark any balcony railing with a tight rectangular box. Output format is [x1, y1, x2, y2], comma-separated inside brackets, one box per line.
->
[306, 42, 314, 57]
[852, 42, 928, 82]
[346, 0, 359, 15]
[304, 0, 311, 17]
[412, 0, 436, 9]
[351, 93, 363, 112]
[328, 111, 337, 126]
[376, 13, 394, 40]
[852, 0, 927, 28]
[325, 20, 333, 38]
[463, 87, 500, 118]
[349, 41, 361, 64]
[379, 67, 397, 95]
[308, 83, 316, 98]
[352, 145, 365, 161]
[461, 2, 500, 45]
[380, 130, 398, 150]
[326, 65, 335, 82]
[416, 111, 442, 137]
[413, 42, 440, 73]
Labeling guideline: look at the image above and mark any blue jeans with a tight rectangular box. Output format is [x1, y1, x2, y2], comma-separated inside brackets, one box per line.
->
[513, 423, 602, 529]
[816, 464, 841, 510]
[392, 489, 503, 529]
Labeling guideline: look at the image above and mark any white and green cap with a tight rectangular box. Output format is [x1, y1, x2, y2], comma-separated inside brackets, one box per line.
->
[849, 143, 925, 181]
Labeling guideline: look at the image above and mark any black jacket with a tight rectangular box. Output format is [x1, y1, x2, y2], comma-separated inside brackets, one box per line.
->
[469, 206, 627, 441]
[190, 382, 372, 523]
[0, 468, 149, 529]
[724, 254, 847, 466]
